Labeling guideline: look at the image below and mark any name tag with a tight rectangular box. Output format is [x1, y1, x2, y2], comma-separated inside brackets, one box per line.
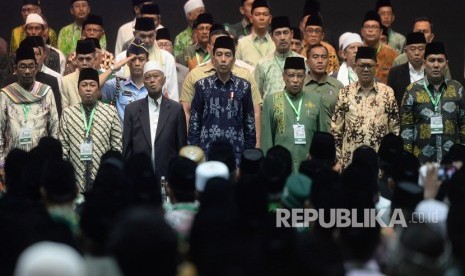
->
[430, 115, 443, 134]
[122, 90, 132, 96]
[19, 128, 32, 145]
[80, 141, 93, 161]
[293, 124, 306, 144]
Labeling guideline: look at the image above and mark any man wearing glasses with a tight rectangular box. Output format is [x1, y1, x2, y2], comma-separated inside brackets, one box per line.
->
[261, 56, 327, 172]
[331, 47, 399, 170]
[360, 10, 397, 84]
[0, 46, 59, 169]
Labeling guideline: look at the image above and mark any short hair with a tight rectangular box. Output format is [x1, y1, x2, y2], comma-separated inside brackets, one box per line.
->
[414, 17, 433, 30]
[306, 43, 328, 59]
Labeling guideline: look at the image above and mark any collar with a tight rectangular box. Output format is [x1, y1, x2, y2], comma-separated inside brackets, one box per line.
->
[148, 95, 162, 107]
[284, 89, 303, 100]
[424, 76, 447, 92]
[194, 43, 208, 53]
[124, 78, 145, 89]
[274, 50, 294, 59]
[306, 73, 329, 85]
[408, 62, 424, 74]
[212, 73, 235, 85]
[251, 31, 270, 41]
[241, 18, 250, 28]
[356, 81, 379, 95]
[72, 22, 81, 32]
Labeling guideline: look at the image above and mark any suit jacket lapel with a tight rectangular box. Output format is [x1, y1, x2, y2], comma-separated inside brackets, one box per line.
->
[139, 97, 152, 148]
[155, 97, 170, 141]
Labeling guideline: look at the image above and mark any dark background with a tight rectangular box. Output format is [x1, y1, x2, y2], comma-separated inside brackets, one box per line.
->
[1, 0, 464, 83]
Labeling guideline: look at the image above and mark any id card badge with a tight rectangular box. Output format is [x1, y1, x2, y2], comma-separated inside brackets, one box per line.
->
[293, 124, 306, 144]
[430, 115, 443, 134]
[80, 141, 93, 161]
[19, 128, 32, 145]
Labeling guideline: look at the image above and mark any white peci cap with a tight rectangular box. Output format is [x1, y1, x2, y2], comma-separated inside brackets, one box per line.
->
[143, 60, 164, 76]
[342, 33, 363, 50]
[25, 13, 44, 26]
[184, 0, 204, 15]
[195, 161, 229, 192]
[338, 32, 352, 49]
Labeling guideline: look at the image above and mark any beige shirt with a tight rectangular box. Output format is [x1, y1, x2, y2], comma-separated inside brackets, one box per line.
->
[236, 32, 276, 68]
[61, 71, 80, 110]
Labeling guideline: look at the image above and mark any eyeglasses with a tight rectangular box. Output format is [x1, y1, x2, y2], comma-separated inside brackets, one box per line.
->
[357, 64, 376, 70]
[157, 42, 172, 48]
[363, 25, 380, 31]
[305, 28, 323, 35]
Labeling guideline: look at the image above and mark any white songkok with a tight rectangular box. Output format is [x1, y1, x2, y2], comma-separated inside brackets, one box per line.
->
[195, 161, 229, 192]
[338, 32, 352, 49]
[14, 242, 85, 276]
[342, 33, 363, 50]
[143, 60, 164, 76]
[25, 13, 44, 26]
[184, 0, 204, 15]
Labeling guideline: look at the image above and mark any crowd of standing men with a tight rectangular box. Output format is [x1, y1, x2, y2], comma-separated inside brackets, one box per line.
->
[0, 0, 465, 275]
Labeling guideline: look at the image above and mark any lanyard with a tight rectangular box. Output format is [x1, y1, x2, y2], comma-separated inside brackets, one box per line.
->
[251, 36, 270, 57]
[195, 52, 210, 65]
[423, 82, 443, 112]
[80, 105, 96, 139]
[274, 52, 292, 73]
[22, 104, 30, 123]
[284, 92, 303, 122]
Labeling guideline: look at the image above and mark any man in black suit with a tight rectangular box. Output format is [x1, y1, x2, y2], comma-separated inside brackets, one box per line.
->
[387, 32, 426, 108]
[123, 60, 187, 183]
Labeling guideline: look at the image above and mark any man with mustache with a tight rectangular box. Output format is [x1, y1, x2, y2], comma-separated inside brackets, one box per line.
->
[331, 46, 399, 170]
[400, 42, 465, 164]
[254, 16, 306, 100]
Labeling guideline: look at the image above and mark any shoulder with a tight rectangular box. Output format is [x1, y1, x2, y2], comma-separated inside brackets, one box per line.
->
[59, 24, 73, 33]
[126, 97, 146, 112]
[164, 97, 183, 110]
[62, 104, 80, 117]
[446, 79, 463, 88]
[232, 74, 251, 87]
[327, 75, 343, 88]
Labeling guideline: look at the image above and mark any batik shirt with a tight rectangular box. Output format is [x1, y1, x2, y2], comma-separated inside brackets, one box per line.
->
[188, 73, 256, 165]
[331, 81, 400, 170]
[254, 50, 306, 99]
[60, 102, 122, 192]
[176, 44, 210, 70]
[173, 27, 193, 58]
[57, 22, 107, 56]
[0, 82, 59, 166]
[375, 43, 398, 84]
[400, 78, 465, 164]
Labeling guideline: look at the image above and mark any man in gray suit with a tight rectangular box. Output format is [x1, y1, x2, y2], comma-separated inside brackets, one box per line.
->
[123, 60, 187, 182]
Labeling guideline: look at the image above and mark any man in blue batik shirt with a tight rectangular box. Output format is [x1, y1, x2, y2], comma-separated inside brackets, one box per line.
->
[101, 39, 149, 123]
[188, 36, 256, 165]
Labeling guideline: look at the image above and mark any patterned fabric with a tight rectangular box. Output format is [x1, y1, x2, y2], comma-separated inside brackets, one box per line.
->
[0, 82, 59, 165]
[101, 78, 147, 123]
[57, 22, 107, 57]
[164, 201, 199, 242]
[331, 81, 400, 170]
[400, 78, 465, 164]
[387, 29, 406, 55]
[303, 74, 344, 131]
[173, 27, 193, 58]
[188, 73, 256, 165]
[236, 32, 276, 68]
[254, 50, 306, 99]
[10, 25, 58, 54]
[180, 61, 262, 106]
[64, 50, 115, 75]
[301, 41, 339, 75]
[261, 89, 327, 171]
[60, 101, 122, 192]
[176, 44, 209, 70]
[375, 44, 398, 84]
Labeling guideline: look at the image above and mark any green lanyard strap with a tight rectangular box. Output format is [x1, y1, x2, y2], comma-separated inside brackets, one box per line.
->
[195, 52, 210, 65]
[423, 82, 443, 112]
[284, 92, 303, 122]
[22, 104, 30, 123]
[80, 105, 96, 139]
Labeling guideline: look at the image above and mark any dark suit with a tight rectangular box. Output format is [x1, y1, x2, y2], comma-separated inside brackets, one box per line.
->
[1, 71, 62, 116]
[123, 96, 187, 182]
[387, 63, 411, 108]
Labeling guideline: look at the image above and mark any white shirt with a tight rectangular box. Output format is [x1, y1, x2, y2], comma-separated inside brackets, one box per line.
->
[408, 62, 424, 83]
[336, 62, 358, 86]
[114, 18, 164, 55]
[148, 96, 161, 168]
[41, 65, 63, 93]
[115, 48, 179, 101]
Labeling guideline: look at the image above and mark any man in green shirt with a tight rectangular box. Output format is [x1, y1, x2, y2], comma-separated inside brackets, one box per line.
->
[57, 0, 107, 57]
[254, 16, 306, 99]
[303, 44, 344, 130]
[173, 0, 205, 57]
[261, 57, 327, 172]
[375, 0, 405, 54]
